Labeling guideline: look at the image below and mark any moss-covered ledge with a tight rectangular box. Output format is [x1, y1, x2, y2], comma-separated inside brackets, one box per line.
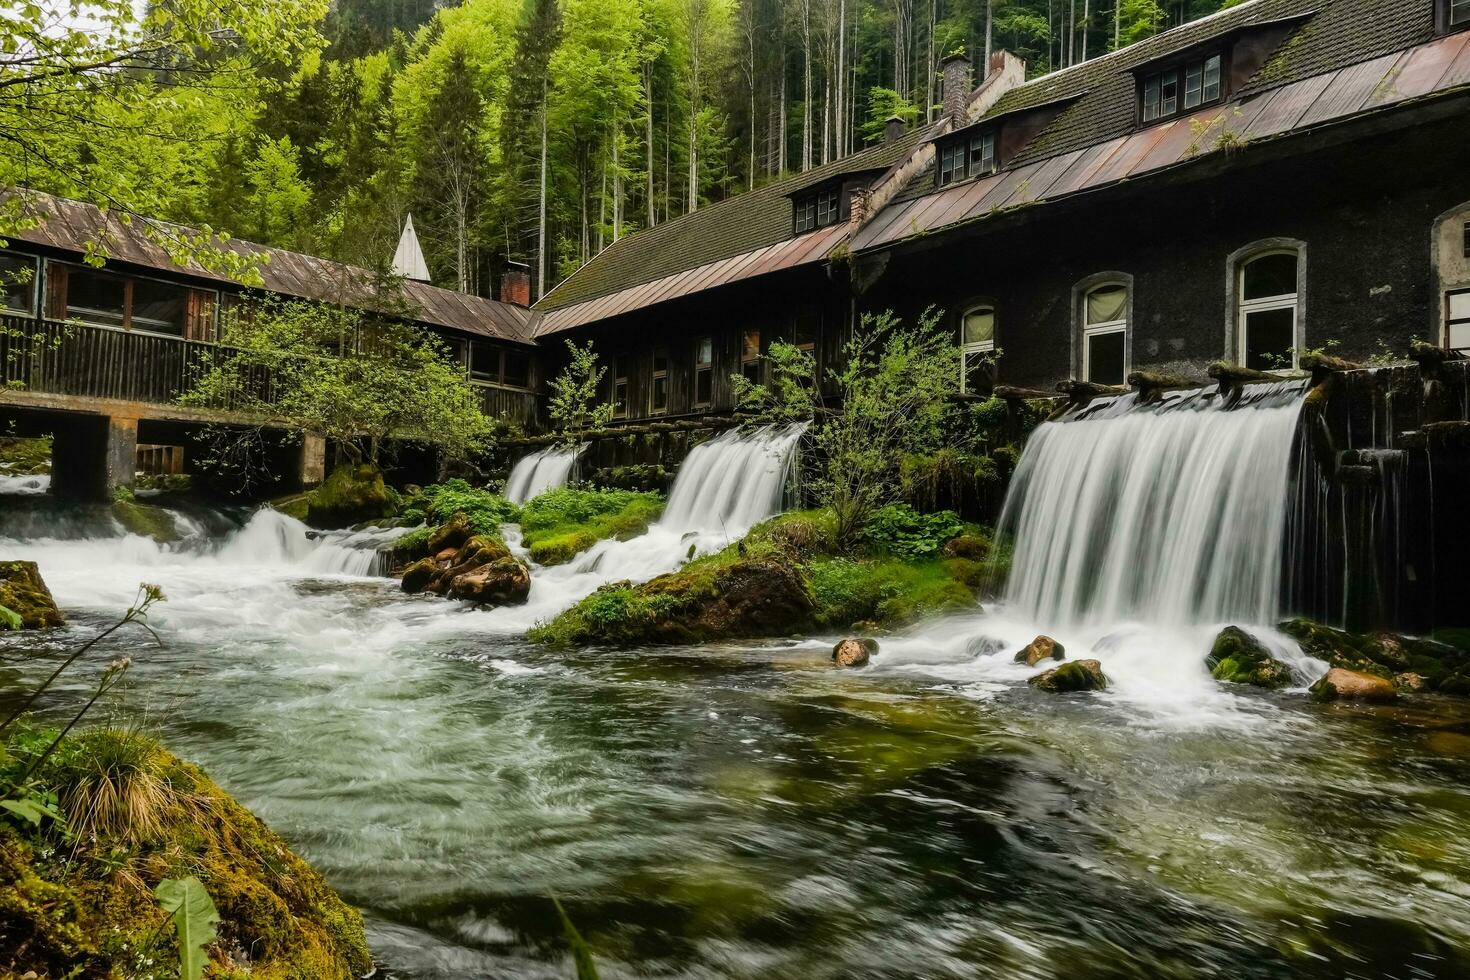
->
[0, 726, 372, 978]
[518, 488, 664, 565]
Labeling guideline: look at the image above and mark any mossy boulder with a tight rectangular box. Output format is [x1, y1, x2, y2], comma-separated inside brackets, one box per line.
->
[306, 463, 397, 529]
[269, 491, 313, 522]
[427, 511, 476, 554]
[0, 561, 63, 630]
[449, 556, 531, 605]
[1280, 618, 1470, 693]
[1309, 667, 1397, 703]
[400, 531, 525, 607]
[110, 492, 179, 544]
[943, 533, 991, 561]
[1014, 634, 1064, 667]
[519, 488, 664, 566]
[1206, 626, 1292, 688]
[1029, 659, 1107, 693]
[0, 728, 371, 978]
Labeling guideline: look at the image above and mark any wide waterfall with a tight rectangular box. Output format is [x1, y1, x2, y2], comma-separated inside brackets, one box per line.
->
[504, 444, 584, 504]
[1000, 381, 1307, 628]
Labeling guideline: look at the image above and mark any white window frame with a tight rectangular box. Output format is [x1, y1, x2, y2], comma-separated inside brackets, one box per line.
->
[1448, 0, 1470, 30]
[1238, 250, 1302, 372]
[1448, 288, 1470, 352]
[960, 305, 996, 395]
[1082, 284, 1129, 384]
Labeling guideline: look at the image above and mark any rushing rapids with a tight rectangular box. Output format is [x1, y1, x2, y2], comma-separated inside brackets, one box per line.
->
[504, 443, 585, 504]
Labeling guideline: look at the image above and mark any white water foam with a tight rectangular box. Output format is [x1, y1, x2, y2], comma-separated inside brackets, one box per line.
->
[0, 473, 50, 496]
[505, 444, 585, 504]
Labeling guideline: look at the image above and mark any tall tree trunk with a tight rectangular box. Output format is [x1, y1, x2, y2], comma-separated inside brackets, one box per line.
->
[985, 0, 994, 67]
[537, 78, 548, 300]
[835, 0, 846, 160]
[778, 51, 788, 173]
[1082, 0, 1090, 62]
[800, 0, 812, 172]
[612, 124, 622, 243]
[645, 65, 657, 228]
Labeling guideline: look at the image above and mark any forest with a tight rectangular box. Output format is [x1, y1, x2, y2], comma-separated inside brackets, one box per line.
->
[2, 0, 1234, 302]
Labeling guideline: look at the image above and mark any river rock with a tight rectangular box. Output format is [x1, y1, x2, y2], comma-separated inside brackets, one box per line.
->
[449, 557, 531, 605]
[1395, 672, 1428, 692]
[0, 560, 63, 629]
[1310, 667, 1397, 703]
[1029, 659, 1106, 693]
[306, 463, 398, 529]
[428, 512, 475, 554]
[832, 637, 879, 667]
[400, 557, 438, 594]
[1206, 626, 1291, 689]
[943, 534, 991, 561]
[1013, 635, 1065, 667]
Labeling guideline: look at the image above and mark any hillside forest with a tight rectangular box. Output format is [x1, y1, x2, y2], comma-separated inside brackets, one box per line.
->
[2, 0, 1235, 301]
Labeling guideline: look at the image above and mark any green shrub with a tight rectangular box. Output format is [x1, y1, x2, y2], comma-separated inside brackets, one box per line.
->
[861, 504, 963, 560]
[413, 479, 520, 536]
[808, 555, 976, 628]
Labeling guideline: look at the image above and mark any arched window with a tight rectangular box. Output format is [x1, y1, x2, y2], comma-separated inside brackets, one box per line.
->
[1082, 283, 1129, 385]
[960, 304, 996, 396]
[1236, 248, 1302, 371]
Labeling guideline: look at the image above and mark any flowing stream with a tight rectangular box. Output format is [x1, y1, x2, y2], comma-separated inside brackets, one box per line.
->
[505, 444, 585, 505]
[3, 415, 1470, 977]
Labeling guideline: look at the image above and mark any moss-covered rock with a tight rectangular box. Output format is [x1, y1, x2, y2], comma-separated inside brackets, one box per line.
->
[1206, 626, 1292, 688]
[0, 560, 63, 630]
[400, 530, 525, 607]
[1280, 618, 1470, 693]
[449, 555, 530, 605]
[519, 488, 664, 566]
[0, 728, 371, 978]
[1309, 667, 1397, 703]
[305, 463, 398, 529]
[0, 435, 52, 475]
[110, 491, 179, 544]
[1029, 659, 1107, 693]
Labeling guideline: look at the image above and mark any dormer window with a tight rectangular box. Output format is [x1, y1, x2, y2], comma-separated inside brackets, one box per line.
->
[1444, 0, 1470, 31]
[794, 188, 841, 234]
[1141, 53, 1222, 124]
[939, 130, 996, 188]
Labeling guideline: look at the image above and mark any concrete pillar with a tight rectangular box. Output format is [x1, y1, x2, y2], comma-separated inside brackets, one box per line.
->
[299, 432, 326, 488]
[104, 416, 138, 493]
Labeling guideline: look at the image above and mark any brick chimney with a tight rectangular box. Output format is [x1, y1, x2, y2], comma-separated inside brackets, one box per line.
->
[500, 261, 531, 307]
[942, 53, 972, 126]
[884, 114, 906, 144]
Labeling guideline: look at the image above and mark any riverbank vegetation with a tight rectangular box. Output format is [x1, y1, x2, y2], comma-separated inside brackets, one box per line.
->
[519, 488, 665, 565]
[528, 504, 1004, 646]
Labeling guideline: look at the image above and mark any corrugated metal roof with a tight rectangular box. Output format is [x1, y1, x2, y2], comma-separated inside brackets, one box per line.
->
[853, 28, 1470, 253]
[537, 223, 849, 336]
[3, 192, 540, 345]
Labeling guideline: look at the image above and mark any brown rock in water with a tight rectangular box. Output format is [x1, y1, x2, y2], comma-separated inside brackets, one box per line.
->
[434, 547, 459, 562]
[1029, 659, 1106, 693]
[427, 512, 475, 554]
[1395, 672, 1428, 692]
[449, 557, 531, 606]
[832, 637, 880, 668]
[1013, 635, 1065, 667]
[400, 557, 439, 595]
[1310, 667, 1397, 703]
[0, 560, 63, 629]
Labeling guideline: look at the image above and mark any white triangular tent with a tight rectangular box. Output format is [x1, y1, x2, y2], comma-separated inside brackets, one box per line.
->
[391, 214, 431, 283]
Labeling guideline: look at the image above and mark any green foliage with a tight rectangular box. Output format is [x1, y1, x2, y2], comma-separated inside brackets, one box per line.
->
[155, 877, 220, 980]
[182, 296, 495, 468]
[731, 341, 816, 422]
[861, 88, 921, 144]
[548, 340, 615, 436]
[412, 479, 520, 535]
[808, 556, 976, 628]
[554, 896, 602, 980]
[861, 504, 963, 560]
[0, 605, 21, 631]
[812, 308, 959, 549]
[519, 488, 665, 564]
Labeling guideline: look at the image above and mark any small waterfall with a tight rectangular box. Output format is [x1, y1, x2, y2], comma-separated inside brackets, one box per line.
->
[1000, 382, 1307, 629]
[659, 423, 808, 533]
[505, 444, 585, 504]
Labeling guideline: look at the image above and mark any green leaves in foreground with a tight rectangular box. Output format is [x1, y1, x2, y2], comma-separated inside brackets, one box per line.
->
[554, 897, 600, 980]
[0, 604, 21, 630]
[155, 876, 220, 980]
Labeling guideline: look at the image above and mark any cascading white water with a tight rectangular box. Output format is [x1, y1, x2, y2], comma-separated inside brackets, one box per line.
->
[0, 473, 50, 495]
[505, 444, 585, 504]
[1001, 381, 1308, 628]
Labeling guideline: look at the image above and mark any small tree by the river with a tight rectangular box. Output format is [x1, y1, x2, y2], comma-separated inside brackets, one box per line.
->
[547, 339, 614, 441]
[814, 309, 959, 549]
[181, 295, 495, 485]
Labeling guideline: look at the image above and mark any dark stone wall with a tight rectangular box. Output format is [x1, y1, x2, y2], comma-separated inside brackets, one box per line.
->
[859, 114, 1470, 390]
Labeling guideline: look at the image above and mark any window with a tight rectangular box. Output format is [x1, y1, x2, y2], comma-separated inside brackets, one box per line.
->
[468, 342, 532, 389]
[54, 263, 202, 337]
[1463, 220, 1470, 258]
[741, 329, 762, 384]
[694, 336, 713, 407]
[1083, 285, 1129, 386]
[1142, 53, 1222, 124]
[939, 131, 997, 187]
[1446, 0, 1470, 30]
[960, 306, 996, 396]
[130, 277, 189, 336]
[0, 254, 38, 314]
[611, 357, 629, 418]
[650, 346, 669, 415]
[1238, 251, 1300, 371]
[1448, 290, 1470, 352]
[65, 266, 128, 329]
[794, 189, 841, 233]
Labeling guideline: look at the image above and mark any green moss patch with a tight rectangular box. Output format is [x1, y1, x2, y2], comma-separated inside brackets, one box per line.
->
[0, 561, 63, 630]
[110, 489, 179, 544]
[0, 725, 372, 978]
[519, 488, 664, 565]
[0, 435, 52, 475]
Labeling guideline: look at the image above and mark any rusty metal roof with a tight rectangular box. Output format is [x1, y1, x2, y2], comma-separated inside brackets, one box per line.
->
[3, 192, 540, 346]
[854, 28, 1470, 253]
[536, 223, 850, 336]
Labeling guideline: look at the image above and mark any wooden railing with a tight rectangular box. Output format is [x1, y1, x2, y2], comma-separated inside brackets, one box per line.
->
[1, 313, 547, 430]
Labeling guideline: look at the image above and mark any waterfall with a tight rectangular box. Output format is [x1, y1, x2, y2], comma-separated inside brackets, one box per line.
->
[505, 444, 585, 504]
[999, 381, 1307, 629]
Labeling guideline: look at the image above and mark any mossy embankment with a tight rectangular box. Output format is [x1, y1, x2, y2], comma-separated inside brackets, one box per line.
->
[529, 505, 1005, 646]
[0, 435, 52, 476]
[518, 488, 664, 565]
[1, 725, 372, 978]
